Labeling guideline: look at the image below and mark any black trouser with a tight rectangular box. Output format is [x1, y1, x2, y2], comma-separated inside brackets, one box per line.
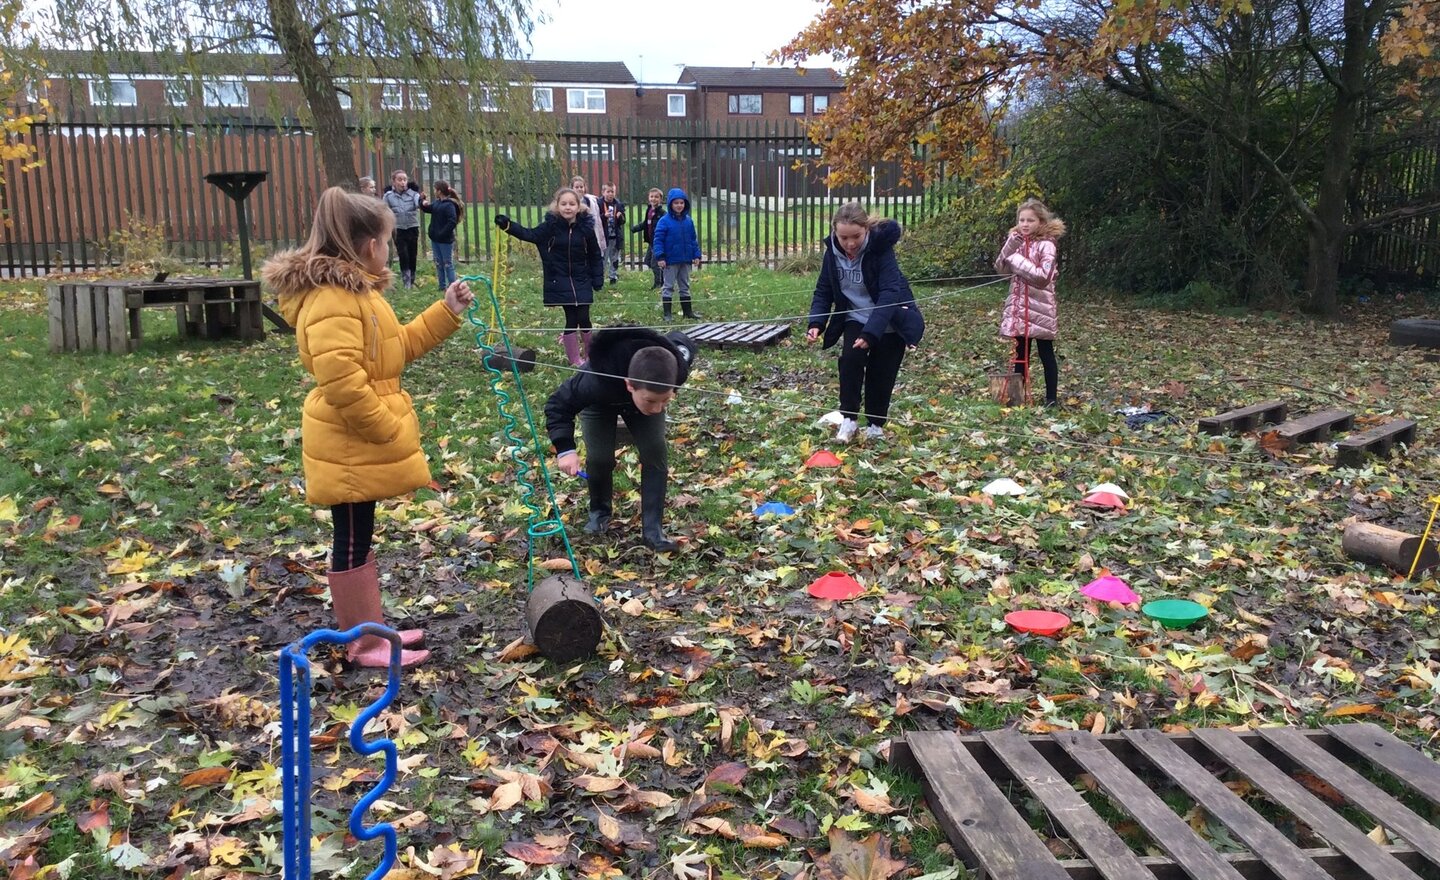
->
[579, 405, 667, 534]
[393, 227, 420, 279]
[561, 304, 592, 332]
[837, 322, 908, 428]
[331, 501, 376, 571]
[643, 244, 662, 287]
[1013, 336, 1059, 403]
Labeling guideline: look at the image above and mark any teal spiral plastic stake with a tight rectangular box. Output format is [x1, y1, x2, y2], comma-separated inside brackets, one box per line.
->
[460, 274, 580, 591]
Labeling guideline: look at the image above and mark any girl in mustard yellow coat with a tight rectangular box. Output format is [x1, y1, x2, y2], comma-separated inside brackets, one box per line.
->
[262, 187, 474, 667]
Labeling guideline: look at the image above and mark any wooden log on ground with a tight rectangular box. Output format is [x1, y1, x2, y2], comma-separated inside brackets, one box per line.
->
[526, 574, 603, 663]
[988, 372, 1024, 406]
[483, 346, 537, 374]
[1342, 522, 1439, 574]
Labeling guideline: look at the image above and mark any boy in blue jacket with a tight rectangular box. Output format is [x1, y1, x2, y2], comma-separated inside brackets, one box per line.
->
[652, 187, 702, 322]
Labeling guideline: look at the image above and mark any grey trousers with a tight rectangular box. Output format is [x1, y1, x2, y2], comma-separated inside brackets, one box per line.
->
[661, 262, 692, 302]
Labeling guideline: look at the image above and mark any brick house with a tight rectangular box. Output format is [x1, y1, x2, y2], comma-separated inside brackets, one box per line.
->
[29, 51, 692, 123]
[676, 65, 844, 122]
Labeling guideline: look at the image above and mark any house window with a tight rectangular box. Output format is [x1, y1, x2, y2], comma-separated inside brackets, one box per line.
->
[381, 84, 403, 110]
[566, 88, 606, 113]
[532, 87, 553, 112]
[728, 94, 762, 115]
[89, 79, 137, 107]
[335, 86, 352, 110]
[164, 79, 189, 106]
[567, 142, 613, 160]
[667, 94, 686, 117]
[202, 80, 248, 107]
[410, 87, 429, 109]
[471, 88, 498, 112]
[813, 94, 829, 113]
[789, 94, 805, 114]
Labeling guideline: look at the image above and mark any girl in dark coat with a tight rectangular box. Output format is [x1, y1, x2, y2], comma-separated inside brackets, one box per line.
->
[806, 202, 925, 443]
[495, 187, 604, 365]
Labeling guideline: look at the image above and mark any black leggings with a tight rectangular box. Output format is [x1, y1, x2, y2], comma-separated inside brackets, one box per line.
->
[331, 501, 376, 572]
[561, 304, 592, 332]
[1013, 336, 1059, 403]
[393, 227, 419, 277]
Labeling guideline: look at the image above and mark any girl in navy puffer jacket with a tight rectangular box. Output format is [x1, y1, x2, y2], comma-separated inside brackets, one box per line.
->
[495, 187, 604, 365]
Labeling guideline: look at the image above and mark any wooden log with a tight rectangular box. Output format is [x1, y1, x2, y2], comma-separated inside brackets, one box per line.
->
[526, 574, 603, 664]
[988, 372, 1024, 406]
[484, 346, 537, 374]
[1342, 521, 1439, 574]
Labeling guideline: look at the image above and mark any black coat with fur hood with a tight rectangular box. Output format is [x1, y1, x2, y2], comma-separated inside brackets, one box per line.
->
[502, 211, 604, 306]
[544, 327, 698, 455]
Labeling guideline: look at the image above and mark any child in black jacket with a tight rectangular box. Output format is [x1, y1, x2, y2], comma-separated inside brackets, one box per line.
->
[631, 187, 665, 290]
[495, 187, 603, 365]
[545, 327, 697, 552]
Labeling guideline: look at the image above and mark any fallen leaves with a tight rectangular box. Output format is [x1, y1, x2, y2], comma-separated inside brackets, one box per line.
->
[809, 830, 908, 880]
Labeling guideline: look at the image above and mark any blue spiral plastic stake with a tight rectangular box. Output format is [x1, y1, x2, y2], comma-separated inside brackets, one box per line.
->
[459, 272, 580, 591]
[280, 624, 403, 880]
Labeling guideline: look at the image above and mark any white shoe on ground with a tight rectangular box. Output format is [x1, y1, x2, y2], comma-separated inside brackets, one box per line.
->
[865, 425, 885, 441]
[836, 418, 858, 443]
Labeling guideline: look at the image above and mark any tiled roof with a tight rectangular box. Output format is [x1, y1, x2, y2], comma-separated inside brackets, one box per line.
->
[41, 51, 636, 84]
[678, 66, 844, 89]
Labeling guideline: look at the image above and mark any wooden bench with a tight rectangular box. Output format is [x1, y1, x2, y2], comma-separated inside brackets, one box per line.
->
[684, 321, 791, 351]
[1271, 408, 1355, 449]
[1197, 400, 1287, 435]
[893, 723, 1440, 880]
[1336, 419, 1417, 466]
[48, 279, 263, 353]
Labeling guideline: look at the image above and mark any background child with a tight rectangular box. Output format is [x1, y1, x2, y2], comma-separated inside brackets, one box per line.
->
[262, 187, 474, 668]
[570, 176, 608, 255]
[422, 180, 464, 291]
[494, 187, 603, 365]
[382, 170, 427, 288]
[996, 197, 1065, 406]
[358, 177, 378, 196]
[632, 187, 665, 290]
[806, 202, 925, 442]
[598, 184, 625, 285]
[544, 327, 697, 552]
[652, 187, 702, 322]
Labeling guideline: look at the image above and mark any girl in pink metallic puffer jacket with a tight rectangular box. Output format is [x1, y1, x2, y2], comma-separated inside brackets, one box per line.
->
[996, 198, 1067, 406]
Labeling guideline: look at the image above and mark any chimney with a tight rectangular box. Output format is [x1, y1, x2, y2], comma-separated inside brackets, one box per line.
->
[751, 61, 756, 70]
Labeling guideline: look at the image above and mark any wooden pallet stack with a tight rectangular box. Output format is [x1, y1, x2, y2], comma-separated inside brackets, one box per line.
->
[1199, 399, 1418, 467]
[895, 723, 1440, 880]
[47, 279, 264, 354]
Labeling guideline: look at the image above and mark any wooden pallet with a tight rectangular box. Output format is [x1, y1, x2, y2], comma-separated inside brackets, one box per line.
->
[1272, 408, 1356, 449]
[1198, 400, 1288, 435]
[893, 723, 1440, 880]
[1336, 419, 1417, 467]
[684, 321, 791, 351]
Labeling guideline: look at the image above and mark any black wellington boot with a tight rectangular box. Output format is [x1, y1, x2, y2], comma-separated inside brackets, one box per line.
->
[639, 466, 678, 552]
[585, 469, 613, 535]
[680, 297, 700, 320]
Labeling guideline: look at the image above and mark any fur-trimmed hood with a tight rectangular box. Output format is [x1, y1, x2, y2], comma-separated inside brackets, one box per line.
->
[261, 251, 392, 324]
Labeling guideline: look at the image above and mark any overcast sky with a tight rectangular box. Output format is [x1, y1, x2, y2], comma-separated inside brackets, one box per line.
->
[524, 0, 836, 83]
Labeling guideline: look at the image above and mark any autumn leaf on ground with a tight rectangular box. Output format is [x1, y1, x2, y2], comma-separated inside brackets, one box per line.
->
[809, 829, 908, 880]
[502, 840, 569, 865]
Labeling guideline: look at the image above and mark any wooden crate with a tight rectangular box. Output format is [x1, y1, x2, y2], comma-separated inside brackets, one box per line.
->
[893, 723, 1440, 880]
[48, 280, 263, 354]
[684, 321, 791, 351]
